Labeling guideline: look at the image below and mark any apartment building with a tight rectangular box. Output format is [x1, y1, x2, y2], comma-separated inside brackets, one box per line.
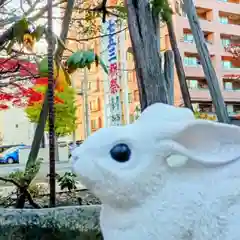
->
[67, 28, 139, 140]
[71, 0, 240, 140]
[162, 0, 240, 115]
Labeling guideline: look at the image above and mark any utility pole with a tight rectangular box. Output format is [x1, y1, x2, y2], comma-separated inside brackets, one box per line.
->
[119, 25, 130, 124]
[71, 77, 76, 147]
[82, 43, 91, 138]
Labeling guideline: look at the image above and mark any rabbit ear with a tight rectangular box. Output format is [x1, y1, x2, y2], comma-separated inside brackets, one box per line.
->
[136, 103, 195, 125]
[161, 120, 240, 168]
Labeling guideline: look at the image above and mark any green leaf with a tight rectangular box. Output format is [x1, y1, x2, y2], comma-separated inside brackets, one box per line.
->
[25, 86, 77, 138]
[38, 57, 49, 76]
[98, 55, 108, 74]
[84, 50, 95, 63]
[66, 51, 83, 68]
[66, 50, 108, 73]
[13, 18, 29, 42]
[109, 5, 128, 19]
[32, 25, 45, 41]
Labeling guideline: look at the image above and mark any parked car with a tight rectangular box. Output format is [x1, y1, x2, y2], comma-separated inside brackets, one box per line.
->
[0, 144, 25, 154]
[0, 144, 26, 164]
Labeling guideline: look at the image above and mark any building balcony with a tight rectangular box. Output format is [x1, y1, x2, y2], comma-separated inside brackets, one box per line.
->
[184, 65, 205, 78]
[175, 16, 215, 33]
[188, 88, 211, 101]
[175, 15, 240, 37]
[194, 0, 240, 17]
[222, 67, 240, 76]
[178, 40, 215, 54]
[217, 21, 240, 35]
[187, 87, 240, 102]
[216, 1, 240, 17]
[223, 90, 240, 101]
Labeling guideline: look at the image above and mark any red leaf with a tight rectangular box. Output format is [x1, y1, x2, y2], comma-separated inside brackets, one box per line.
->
[0, 104, 9, 110]
[55, 96, 64, 104]
[0, 58, 38, 77]
[19, 61, 38, 77]
[28, 90, 44, 104]
[12, 99, 23, 107]
[0, 93, 14, 101]
[34, 77, 48, 85]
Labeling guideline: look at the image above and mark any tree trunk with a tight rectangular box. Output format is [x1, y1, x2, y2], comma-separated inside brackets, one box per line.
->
[47, 0, 56, 207]
[166, 19, 193, 111]
[41, 134, 45, 148]
[164, 50, 174, 105]
[15, 187, 26, 208]
[183, 0, 229, 123]
[126, 0, 168, 111]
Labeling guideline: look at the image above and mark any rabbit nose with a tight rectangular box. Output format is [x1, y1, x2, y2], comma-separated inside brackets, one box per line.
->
[110, 143, 131, 162]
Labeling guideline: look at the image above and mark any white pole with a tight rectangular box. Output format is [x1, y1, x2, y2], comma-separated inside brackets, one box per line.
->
[119, 25, 130, 124]
[83, 60, 91, 137]
[101, 23, 110, 128]
[71, 77, 76, 147]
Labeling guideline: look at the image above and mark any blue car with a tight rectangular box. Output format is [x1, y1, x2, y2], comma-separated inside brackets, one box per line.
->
[0, 144, 26, 164]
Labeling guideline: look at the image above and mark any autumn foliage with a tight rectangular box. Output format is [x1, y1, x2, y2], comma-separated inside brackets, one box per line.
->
[0, 58, 64, 109]
[28, 77, 64, 106]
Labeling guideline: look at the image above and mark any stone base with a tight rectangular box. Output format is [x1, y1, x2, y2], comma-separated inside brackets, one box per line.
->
[0, 205, 102, 240]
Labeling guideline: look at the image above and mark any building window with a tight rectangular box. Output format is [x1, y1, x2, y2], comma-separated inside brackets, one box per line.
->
[222, 61, 232, 69]
[127, 72, 133, 82]
[128, 92, 132, 103]
[221, 38, 231, 47]
[134, 90, 139, 102]
[90, 98, 100, 111]
[219, 16, 228, 24]
[227, 104, 234, 114]
[184, 57, 198, 66]
[199, 103, 213, 112]
[91, 119, 98, 130]
[234, 105, 240, 113]
[192, 103, 199, 111]
[91, 117, 102, 130]
[224, 81, 233, 90]
[184, 33, 194, 43]
[88, 82, 91, 90]
[227, 104, 240, 115]
[126, 52, 133, 61]
[188, 80, 198, 89]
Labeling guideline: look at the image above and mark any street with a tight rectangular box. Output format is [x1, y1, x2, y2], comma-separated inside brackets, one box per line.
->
[0, 161, 73, 181]
[0, 161, 87, 196]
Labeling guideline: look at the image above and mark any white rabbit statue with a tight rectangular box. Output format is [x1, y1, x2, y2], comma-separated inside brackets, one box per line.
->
[72, 103, 240, 240]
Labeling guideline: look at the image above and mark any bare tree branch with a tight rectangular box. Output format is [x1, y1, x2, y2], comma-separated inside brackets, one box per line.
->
[29, 0, 66, 22]
[0, 0, 8, 8]
[55, 0, 75, 59]
[67, 27, 127, 42]
[0, 0, 65, 47]
[0, 176, 21, 188]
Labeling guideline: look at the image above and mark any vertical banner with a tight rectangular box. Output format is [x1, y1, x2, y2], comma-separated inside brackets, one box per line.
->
[119, 26, 130, 124]
[100, 24, 111, 128]
[107, 19, 122, 126]
[101, 0, 122, 127]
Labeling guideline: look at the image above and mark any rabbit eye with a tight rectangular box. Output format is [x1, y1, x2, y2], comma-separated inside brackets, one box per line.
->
[110, 143, 131, 162]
